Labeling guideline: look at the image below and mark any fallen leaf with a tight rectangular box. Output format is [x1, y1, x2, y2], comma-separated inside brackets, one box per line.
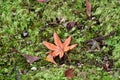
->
[86, 31, 116, 52]
[64, 68, 74, 80]
[37, 0, 45, 2]
[43, 32, 77, 64]
[22, 54, 40, 64]
[37, 0, 49, 2]
[87, 31, 116, 43]
[103, 59, 113, 72]
[86, 39, 101, 53]
[67, 22, 77, 30]
[103, 61, 112, 72]
[86, 0, 91, 17]
[90, 39, 100, 50]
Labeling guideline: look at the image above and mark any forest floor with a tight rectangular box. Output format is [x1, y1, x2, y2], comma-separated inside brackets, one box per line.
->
[0, 0, 120, 80]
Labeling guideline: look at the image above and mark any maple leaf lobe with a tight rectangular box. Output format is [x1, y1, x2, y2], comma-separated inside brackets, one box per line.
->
[45, 54, 57, 65]
[43, 41, 57, 50]
[54, 32, 63, 48]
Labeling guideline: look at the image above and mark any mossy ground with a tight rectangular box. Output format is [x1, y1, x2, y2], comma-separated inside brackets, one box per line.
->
[0, 0, 120, 80]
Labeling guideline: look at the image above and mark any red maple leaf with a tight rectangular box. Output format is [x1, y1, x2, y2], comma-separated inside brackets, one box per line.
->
[43, 32, 77, 64]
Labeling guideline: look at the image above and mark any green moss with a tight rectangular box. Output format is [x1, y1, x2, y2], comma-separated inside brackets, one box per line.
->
[0, 0, 120, 80]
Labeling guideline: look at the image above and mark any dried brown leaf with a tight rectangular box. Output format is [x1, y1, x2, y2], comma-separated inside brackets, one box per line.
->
[64, 68, 74, 80]
[103, 61, 112, 72]
[86, 0, 91, 17]
[22, 54, 40, 64]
